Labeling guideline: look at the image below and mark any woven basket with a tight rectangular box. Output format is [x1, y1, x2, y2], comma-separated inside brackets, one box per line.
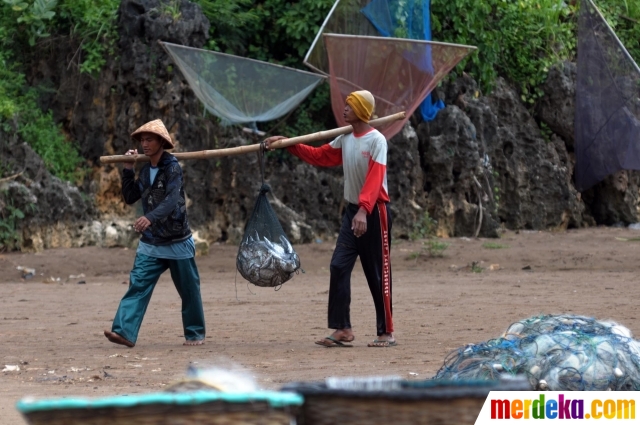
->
[17, 390, 302, 425]
[282, 377, 531, 425]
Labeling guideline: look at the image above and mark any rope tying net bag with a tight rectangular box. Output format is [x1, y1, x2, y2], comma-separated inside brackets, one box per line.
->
[575, 0, 640, 191]
[161, 42, 324, 125]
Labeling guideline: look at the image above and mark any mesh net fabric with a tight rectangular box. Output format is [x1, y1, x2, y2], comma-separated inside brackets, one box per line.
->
[324, 34, 474, 138]
[434, 314, 640, 391]
[361, 0, 445, 121]
[236, 182, 301, 288]
[240, 184, 289, 249]
[160, 42, 324, 125]
[236, 150, 301, 288]
[575, 0, 640, 191]
[304, 0, 380, 76]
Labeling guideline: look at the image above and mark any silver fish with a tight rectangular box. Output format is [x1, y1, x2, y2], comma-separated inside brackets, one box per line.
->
[236, 235, 300, 287]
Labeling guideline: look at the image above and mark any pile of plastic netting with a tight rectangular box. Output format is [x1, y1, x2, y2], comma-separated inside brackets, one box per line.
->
[434, 314, 640, 391]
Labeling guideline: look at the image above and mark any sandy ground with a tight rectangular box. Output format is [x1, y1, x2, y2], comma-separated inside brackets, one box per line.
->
[2, 227, 640, 424]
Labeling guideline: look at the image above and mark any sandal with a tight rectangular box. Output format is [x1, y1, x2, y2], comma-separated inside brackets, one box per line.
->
[315, 335, 355, 348]
[367, 339, 397, 347]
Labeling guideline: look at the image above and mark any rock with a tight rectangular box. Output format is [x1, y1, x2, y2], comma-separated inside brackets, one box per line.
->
[192, 231, 209, 256]
[102, 220, 138, 248]
[104, 225, 119, 248]
[6, 0, 638, 250]
[417, 105, 500, 237]
[581, 171, 640, 225]
[537, 62, 640, 225]
[387, 123, 429, 239]
[485, 78, 585, 230]
[536, 61, 576, 149]
[0, 123, 95, 252]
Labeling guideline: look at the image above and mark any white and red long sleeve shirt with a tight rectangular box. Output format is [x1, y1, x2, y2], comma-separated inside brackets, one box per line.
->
[287, 128, 389, 214]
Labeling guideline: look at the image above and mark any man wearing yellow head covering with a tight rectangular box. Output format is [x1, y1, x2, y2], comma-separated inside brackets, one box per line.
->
[264, 90, 396, 348]
[346, 90, 375, 123]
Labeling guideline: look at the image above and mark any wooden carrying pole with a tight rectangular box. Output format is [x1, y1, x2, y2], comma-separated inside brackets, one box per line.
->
[99, 112, 406, 164]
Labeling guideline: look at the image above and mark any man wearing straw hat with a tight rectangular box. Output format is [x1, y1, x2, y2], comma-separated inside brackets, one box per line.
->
[264, 90, 396, 348]
[104, 119, 206, 348]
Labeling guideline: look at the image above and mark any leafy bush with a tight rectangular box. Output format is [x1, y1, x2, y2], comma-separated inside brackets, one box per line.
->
[426, 238, 449, 257]
[0, 194, 25, 252]
[410, 211, 438, 241]
[432, 0, 576, 102]
[57, 0, 120, 75]
[597, 0, 640, 62]
[432, 0, 639, 102]
[2, 0, 58, 46]
[0, 50, 83, 181]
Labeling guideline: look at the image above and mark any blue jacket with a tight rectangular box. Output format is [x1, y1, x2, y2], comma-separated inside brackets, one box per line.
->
[121, 152, 191, 246]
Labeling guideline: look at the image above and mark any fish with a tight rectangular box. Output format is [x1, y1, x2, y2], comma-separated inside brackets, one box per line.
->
[236, 232, 301, 287]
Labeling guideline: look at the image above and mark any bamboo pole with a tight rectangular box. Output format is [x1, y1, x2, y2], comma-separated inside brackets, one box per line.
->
[99, 111, 406, 164]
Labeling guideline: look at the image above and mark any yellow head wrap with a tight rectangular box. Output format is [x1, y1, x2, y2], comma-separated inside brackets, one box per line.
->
[346, 90, 375, 123]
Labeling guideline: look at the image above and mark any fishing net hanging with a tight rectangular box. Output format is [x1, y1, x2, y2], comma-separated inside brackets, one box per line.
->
[361, 0, 444, 121]
[236, 150, 301, 288]
[160, 42, 324, 126]
[575, 0, 640, 191]
[434, 314, 640, 391]
[304, 0, 380, 76]
[324, 34, 475, 138]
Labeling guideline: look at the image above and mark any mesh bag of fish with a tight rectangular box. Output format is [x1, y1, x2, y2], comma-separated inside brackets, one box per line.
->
[236, 184, 301, 287]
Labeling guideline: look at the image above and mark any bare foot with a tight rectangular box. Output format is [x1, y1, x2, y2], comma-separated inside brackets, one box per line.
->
[315, 328, 355, 346]
[184, 339, 204, 346]
[330, 328, 355, 341]
[104, 330, 135, 347]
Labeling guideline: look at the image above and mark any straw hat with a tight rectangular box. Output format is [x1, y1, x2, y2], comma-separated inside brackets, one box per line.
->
[131, 119, 174, 149]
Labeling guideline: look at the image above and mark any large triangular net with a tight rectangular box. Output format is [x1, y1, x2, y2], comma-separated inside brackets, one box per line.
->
[161, 42, 324, 126]
[324, 34, 475, 138]
[304, 0, 379, 76]
[304, 0, 475, 138]
[575, 0, 640, 191]
[360, 0, 444, 121]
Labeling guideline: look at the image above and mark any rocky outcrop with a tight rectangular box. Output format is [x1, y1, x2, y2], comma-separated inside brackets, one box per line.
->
[419, 75, 587, 237]
[537, 62, 640, 226]
[0, 121, 95, 251]
[417, 105, 500, 237]
[6, 2, 640, 252]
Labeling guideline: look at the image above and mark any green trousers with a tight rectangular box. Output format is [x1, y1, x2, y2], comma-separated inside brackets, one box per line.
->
[111, 253, 205, 344]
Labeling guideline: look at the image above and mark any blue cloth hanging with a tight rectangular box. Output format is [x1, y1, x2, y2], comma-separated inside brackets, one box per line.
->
[362, 0, 444, 121]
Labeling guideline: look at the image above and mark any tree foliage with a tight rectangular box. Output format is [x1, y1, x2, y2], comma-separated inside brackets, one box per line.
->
[432, 0, 640, 99]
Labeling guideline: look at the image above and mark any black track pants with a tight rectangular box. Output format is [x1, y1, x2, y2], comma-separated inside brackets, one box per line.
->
[328, 202, 393, 336]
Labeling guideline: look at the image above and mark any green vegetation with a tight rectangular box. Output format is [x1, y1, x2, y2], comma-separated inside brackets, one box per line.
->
[0, 203, 23, 252]
[194, 0, 335, 136]
[425, 239, 449, 257]
[410, 211, 438, 241]
[408, 212, 449, 260]
[470, 261, 484, 273]
[432, 0, 640, 102]
[482, 242, 509, 249]
[57, 0, 120, 75]
[0, 191, 34, 252]
[0, 0, 120, 182]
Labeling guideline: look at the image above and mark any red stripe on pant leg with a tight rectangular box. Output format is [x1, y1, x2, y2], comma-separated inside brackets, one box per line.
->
[378, 202, 393, 333]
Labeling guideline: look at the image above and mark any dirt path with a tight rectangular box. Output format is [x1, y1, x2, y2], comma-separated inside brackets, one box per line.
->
[2, 227, 640, 424]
